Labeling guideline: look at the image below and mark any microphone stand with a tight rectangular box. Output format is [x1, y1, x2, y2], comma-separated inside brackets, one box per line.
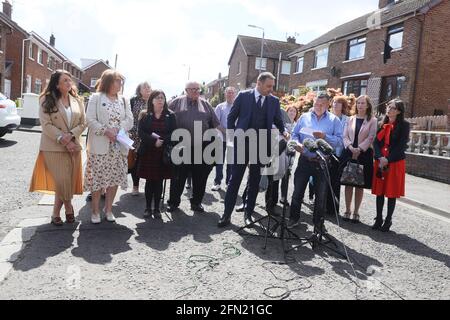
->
[287, 151, 346, 259]
[237, 151, 311, 255]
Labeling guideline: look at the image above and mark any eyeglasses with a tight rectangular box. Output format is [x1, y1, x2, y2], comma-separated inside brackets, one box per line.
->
[186, 88, 201, 92]
[153, 96, 165, 100]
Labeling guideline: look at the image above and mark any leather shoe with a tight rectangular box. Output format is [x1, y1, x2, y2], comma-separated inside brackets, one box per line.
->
[236, 204, 245, 212]
[244, 213, 255, 226]
[191, 204, 205, 213]
[218, 215, 231, 228]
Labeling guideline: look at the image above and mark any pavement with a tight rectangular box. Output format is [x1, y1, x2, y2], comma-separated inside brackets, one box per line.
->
[0, 129, 448, 300]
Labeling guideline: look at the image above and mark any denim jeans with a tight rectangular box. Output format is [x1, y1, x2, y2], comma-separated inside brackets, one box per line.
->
[289, 157, 328, 227]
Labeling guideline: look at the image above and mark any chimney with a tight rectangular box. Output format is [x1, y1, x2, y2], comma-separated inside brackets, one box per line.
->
[218, 73, 222, 79]
[287, 36, 296, 44]
[2, 1, 12, 19]
[379, 0, 395, 9]
[105, 60, 109, 66]
[49, 34, 55, 47]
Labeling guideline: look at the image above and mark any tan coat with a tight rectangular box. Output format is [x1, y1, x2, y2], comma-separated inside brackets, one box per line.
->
[39, 95, 87, 152]
[343, 116, 378, 152]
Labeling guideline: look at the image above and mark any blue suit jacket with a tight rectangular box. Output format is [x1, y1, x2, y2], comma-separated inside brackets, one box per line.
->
[227, 89, 285, 134]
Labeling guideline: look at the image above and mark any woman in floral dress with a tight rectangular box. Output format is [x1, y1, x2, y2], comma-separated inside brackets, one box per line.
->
[85, 70, 133, 224]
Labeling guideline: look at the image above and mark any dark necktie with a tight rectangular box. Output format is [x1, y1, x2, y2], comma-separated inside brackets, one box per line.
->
[257, 95, 262, 109]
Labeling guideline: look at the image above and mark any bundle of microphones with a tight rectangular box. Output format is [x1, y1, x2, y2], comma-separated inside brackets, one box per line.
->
[302, 138, 338, 162]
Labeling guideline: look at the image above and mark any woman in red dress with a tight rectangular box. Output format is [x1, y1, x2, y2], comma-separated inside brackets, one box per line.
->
[372, 99, 410, 232]
[137, 90, 176, 219]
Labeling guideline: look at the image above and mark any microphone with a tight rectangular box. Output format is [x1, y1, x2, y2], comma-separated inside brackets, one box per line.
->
[303, 138, 327, 163]
[316, 139, 339, 162]
[303, 138, 319, 152]
[287, 140, 299, 154]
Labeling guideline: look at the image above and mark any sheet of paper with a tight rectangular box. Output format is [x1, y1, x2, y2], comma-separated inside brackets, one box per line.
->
[117, 129, 135, 151]
[300, 127, 315, 137]
[152, 133, 161, 140]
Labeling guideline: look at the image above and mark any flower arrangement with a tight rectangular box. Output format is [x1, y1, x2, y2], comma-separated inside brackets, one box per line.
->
[281, 86, 358, 116]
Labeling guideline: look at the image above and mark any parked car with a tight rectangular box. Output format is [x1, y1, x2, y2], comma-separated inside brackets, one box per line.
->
[0, 93, 21, 138]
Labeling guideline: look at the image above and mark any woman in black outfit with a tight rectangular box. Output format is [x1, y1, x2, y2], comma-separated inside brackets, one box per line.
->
[372, 99, 410, 232]
[138, 90, 176, 219]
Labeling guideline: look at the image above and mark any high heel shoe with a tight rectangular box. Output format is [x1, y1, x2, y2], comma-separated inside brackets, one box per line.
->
[372, 218, 383, 230]
[65, 205, 76, 224]
[381, 218, 392, 232]
[51, 216, 64, 227]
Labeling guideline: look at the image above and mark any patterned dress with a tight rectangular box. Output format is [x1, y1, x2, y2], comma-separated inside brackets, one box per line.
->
[129, 97, 146, 150]
[84, 99, 128, 192]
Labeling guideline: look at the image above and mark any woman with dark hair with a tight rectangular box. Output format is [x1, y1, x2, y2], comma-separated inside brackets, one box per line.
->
[138, 90, 176, 219]
[129, 82, 152, 196]
[30, 70, 86, 226]
[84, 69, 133, 224]
[372, 99, 410, 232]
[341, 95, 378, 223]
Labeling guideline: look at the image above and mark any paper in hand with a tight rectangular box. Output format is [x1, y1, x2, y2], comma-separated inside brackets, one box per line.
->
[300, 127, 315, 137]
[116, 129, 135, 150]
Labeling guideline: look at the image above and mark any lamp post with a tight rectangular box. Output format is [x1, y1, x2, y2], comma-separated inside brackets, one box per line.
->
[182, 64, 191, 81]
[248, 25, 265, 75]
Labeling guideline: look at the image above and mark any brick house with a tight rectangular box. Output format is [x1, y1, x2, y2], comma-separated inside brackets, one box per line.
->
[288, 0, 450, 117]
[81, 59, 113, 93]
[205, 73, 229, 101]
[0, 8, 12, 96]
[1, 1, 82, 100]
[228, 35, 302, 94]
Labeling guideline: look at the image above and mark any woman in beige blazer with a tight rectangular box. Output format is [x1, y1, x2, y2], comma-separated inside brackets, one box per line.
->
[341, 95, 378, 223]
[84, 69, 133, 224]
[30, 70, 87, 226]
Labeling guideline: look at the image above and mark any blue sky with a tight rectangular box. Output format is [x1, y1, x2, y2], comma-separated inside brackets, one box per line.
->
[11, 0, 378, 97]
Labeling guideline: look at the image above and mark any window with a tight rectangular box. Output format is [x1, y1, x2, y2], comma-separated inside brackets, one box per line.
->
[237, 61, 241, 75]
[296, 57, 304, 74]
[281, 61, 291, 75]
[343, 79, 369, 96]
[255, 57, 267, 71]
[306, 79, 328, 95]
[347, 37, 366, 60]
[292, 88, 300, 96]
[314, 47, 329, 69]
[34, 79, 42, 94]
[28, 44, 34, 59]
[388, 24, 404, 50]
[90, 78, 98, 88]
[47, 56, 55, 70]
[37, 49, 43, 65]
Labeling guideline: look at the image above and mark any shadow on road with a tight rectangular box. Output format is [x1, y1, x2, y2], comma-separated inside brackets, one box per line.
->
[0, 138, 18, 148]
[326, 216, 450, 268]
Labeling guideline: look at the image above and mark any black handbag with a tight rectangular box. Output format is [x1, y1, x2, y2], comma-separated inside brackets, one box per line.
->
[340, 161, 365, 187]
[163, 143, 174, 166]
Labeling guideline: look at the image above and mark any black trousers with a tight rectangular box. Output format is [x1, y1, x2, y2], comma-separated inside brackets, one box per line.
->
[145, 180, 163, 210]
[168, 146, 213, 207]
[130, 156, 140, 187]
[290, 157, 328, 227]
[326, 159, 342, 216]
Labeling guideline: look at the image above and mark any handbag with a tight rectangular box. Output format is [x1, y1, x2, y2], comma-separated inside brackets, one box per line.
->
[128, 150, 137, 170]
[162, 143, 174, 167]
[340, 161, 365, 187]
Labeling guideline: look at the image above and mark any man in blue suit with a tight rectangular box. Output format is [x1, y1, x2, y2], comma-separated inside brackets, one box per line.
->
[218, 72, 289, 228]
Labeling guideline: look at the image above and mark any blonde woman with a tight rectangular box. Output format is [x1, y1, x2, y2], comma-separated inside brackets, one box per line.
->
[30, 70, 87, 226]
[84, 70, 133, 224]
